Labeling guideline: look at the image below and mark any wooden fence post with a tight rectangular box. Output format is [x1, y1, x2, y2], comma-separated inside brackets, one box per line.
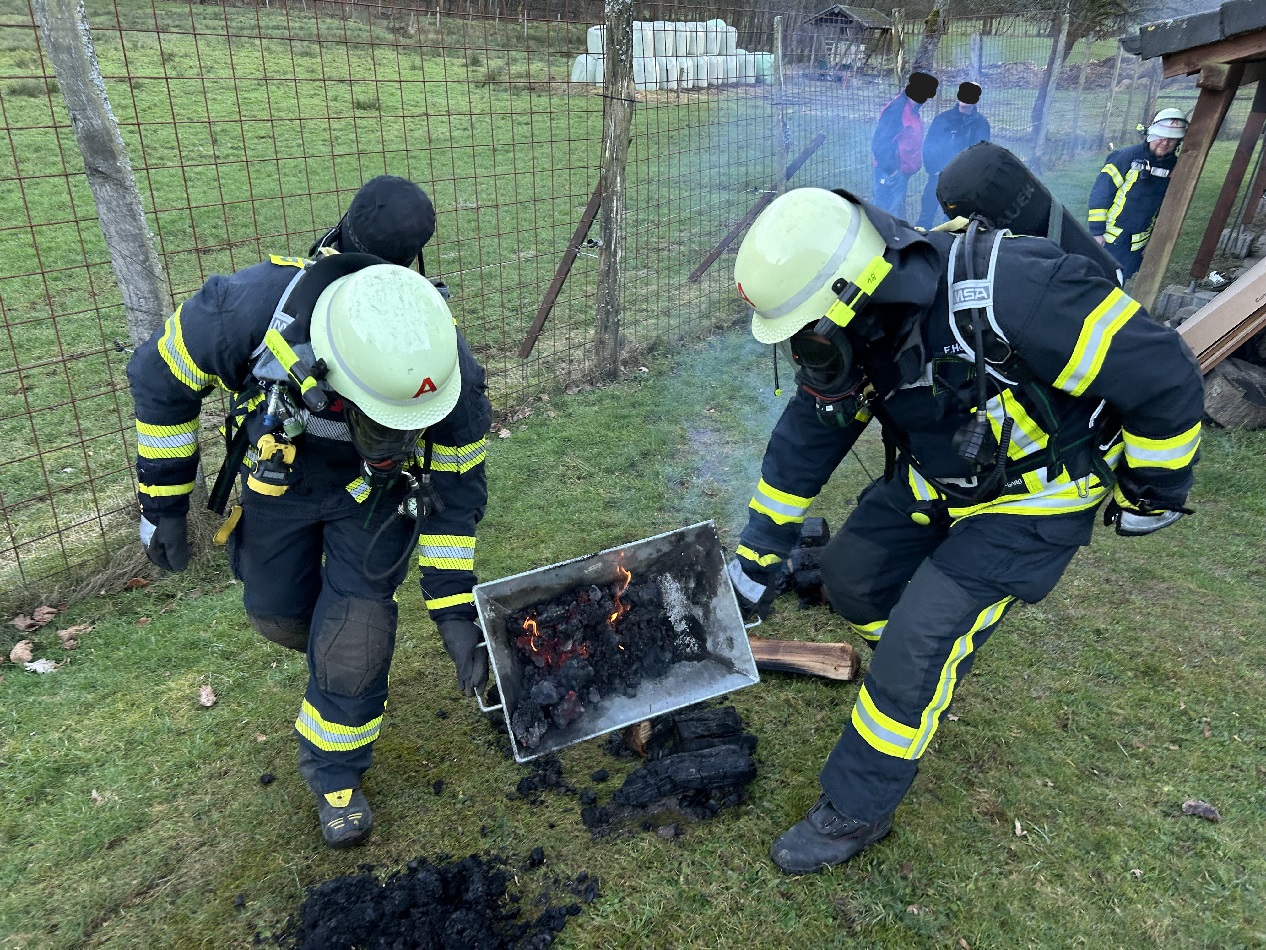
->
[969, 32, 983, 83]
[33, 0, 171, 348]
[594, 0, 633, 380]
[1070, 39, 1091, 157]
[773, 15, 789, 193]
[1099, 43, 1124, 150]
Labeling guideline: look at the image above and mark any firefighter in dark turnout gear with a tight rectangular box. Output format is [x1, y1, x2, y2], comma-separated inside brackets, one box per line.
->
[127, 178, 492, 848]
[728, 186, 1203, 874]
[1087, 108, 1188, 280]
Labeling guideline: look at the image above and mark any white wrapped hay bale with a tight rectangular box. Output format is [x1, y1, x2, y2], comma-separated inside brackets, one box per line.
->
[704, 55, 724, 86]
[704, 19, 726, 55]
[586, 25, 603, 55]
[678, 55, 698, 89]
[633, 56, 658, 90]
[570, 54, 594, 83]
[692, 56, 709, 88]
[651, 21, 672, 57]
[724, 25, 738, 55]
[754, 52, 773, 84]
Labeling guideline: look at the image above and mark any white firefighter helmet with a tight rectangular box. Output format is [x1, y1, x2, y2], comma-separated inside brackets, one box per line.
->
[1146, 107, 1189, 140]
[734, 187, 888, 344]
[310, 263, 461, 429]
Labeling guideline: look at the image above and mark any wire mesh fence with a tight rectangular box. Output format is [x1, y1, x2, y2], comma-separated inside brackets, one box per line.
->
[0, 0, 1246, 599]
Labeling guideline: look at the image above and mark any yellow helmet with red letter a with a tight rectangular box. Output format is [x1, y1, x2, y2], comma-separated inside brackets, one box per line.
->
[310, 263, 461, 429]
[734, 187, 887, 345]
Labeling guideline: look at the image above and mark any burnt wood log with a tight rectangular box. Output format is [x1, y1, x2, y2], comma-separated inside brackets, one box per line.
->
[611, 744, 758, 807]
[1204, 357, 1266, 429]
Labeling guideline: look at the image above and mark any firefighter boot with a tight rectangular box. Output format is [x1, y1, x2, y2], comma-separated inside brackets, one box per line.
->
[770, 794, 892, 874]
[299, 746, 373, 848]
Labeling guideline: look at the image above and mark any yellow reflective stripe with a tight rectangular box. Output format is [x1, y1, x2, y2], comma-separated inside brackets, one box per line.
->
[269, 254, 310, 269]
[907, 466, 942, 502]
[1131, 230, 1151, 251]
[1087, 209, 1108, 223]
[295, 699, 381, 751]
[948, 444, 1123, 520]
[985, 390, 1048, 461]
[157, 305, 218, 392]
[1053, 289, 1139, 396]
[417, 534, 475, 571]
[851, 684, 918, 757]
[1106, 168, 1139, 232]
[430, 437, 487, 473]
[849, 619, 885, 643]
[1123, 422, 1200, 470]
[138, 480, 196, 497]
[749, 478, 813, 525]
[345, 477, 371, 502]
[1102, 163, 1124, 188]
[736, 544, 782, 567]
[910, 596, 1014, 757]
[136, 418, 200, 459]
[425, 592, 475, 611]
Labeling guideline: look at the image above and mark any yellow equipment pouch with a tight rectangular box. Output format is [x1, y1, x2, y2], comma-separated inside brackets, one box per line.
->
[213, 504, 243, 545]
[247, 434, 297, 496]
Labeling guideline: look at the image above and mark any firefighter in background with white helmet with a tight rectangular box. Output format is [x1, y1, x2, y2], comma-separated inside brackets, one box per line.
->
[127, 176, 492, 848]
[1087, 107, 1189, 279]
[728, 184, 1203, 874]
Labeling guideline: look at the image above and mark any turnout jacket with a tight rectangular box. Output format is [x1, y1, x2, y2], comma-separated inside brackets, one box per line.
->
[737, 201, 1204, 580]
[126, 255, 492, 624]
[1087, 142, 1178, 252]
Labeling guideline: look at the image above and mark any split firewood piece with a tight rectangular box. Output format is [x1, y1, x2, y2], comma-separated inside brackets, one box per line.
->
[748, 635, 859, 681]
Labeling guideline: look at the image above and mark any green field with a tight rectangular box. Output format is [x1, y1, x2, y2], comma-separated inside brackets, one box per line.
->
[1, 330, 1263, 948]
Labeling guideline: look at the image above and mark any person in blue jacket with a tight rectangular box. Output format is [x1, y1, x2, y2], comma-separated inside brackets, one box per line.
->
[1088, 108, 1189, 279]
[127, 176, 492, 849]
[916, 82, 991, 229]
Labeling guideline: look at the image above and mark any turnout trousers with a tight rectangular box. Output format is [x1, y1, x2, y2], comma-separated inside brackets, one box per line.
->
[228, 478, 414, 794]
[1104, 238, 1145, 281]
[816, 474, 1095, 823]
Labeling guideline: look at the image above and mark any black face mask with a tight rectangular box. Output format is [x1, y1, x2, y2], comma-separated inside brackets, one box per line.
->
[344, 401, 423, 474]
[782, 327, 867, 401]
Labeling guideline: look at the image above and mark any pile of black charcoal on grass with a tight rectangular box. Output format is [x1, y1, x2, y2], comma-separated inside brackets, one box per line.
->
[281, 851, 598, 950]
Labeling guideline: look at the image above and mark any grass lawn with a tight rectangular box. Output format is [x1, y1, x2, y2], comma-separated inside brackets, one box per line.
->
[1, 329, 1263, 948]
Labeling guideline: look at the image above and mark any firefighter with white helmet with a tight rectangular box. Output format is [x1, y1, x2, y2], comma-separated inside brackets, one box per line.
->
[127, 177, 492, 849]
[728, 183, 1203, 874]
[1088, 107, 1189, 279]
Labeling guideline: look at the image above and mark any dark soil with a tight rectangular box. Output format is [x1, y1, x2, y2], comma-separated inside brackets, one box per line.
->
[278, 853, 598, 950]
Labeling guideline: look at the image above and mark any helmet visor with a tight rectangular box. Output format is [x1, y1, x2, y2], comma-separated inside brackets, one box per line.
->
[344, 400, 424, 466]
[779, 326, 863, 399]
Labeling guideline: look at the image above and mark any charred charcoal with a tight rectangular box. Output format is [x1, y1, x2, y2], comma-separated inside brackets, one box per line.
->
[559, 655, 595, 692]
[671, 706, 744, 746]
[552, 690, 586, 727]
[512, 703, 548, 751]
[611, 743, 757, 807]
[590, 769, 610, 783]
[798, 516, 831, 547]
[529, 679, 562, 707]
[579, 789, 597, 805]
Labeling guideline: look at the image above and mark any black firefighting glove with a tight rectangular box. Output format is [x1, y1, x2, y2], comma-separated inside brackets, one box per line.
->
[140, 515, 190, 573]
[727, 556, 779, 622]
[1102, 481, 1193, 537]
[437, 618, 489, 697]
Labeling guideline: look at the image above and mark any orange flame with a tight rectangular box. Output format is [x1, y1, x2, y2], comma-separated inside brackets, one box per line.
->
[607, 561, 633, 624]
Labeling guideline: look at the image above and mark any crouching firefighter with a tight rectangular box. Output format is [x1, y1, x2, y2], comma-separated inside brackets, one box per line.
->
[726, 186, 1204, 874]
[126, 178, 493, 848]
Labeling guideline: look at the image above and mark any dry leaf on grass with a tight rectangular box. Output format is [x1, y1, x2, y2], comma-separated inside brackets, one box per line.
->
[1181, 799, 1221, 822]
[9, 640, 34, 663]
[136, 617, 152, 626]
[497, 428, 511, 439]
[24, 659, 59, 674]
[56, 623, 94, 650]
[90, 789, 117, 805]
[198, 684, 217, 707]
[256, 733, 268, 742]
[10, 615, 39, 632]
[959, 940, 972, 950]
[32, 606, 58, 623]
[1014, 819, 1027, 837]
[123, 577, 149, 589]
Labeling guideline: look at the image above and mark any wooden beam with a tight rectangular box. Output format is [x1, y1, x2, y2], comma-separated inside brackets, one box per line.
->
[1162, 31, 1266, 78]
[1191, 80, 1266, 280]
[1177, 253, 1266, 373]
[1132, 63, 1244, 311]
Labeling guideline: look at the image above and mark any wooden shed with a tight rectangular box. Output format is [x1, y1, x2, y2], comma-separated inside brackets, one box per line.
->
[797, 4, 894, 73]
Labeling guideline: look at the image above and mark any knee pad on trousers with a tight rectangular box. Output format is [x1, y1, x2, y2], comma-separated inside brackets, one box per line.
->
[248, 612, 310, 652]
[312, 597, 396, 698]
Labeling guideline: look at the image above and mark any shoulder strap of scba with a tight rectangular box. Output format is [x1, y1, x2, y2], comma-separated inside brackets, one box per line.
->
[249, 251, 386, 387]
[946, 227, 1024, 386]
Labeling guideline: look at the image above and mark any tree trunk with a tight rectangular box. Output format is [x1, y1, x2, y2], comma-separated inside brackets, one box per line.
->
[911, 2, 951, 75]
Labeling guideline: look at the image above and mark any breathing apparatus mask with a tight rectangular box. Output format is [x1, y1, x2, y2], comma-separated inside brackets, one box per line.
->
[779, 323, 870, 426]
[343, 399, 423, 482]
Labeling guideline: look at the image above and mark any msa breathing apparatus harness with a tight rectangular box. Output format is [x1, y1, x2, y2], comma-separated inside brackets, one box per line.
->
[787, 218, 1121, 508]
[207, 252, 446, 578]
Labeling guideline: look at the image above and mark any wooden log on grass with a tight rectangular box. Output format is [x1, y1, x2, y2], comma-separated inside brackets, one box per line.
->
[748, 635, 859, 681]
